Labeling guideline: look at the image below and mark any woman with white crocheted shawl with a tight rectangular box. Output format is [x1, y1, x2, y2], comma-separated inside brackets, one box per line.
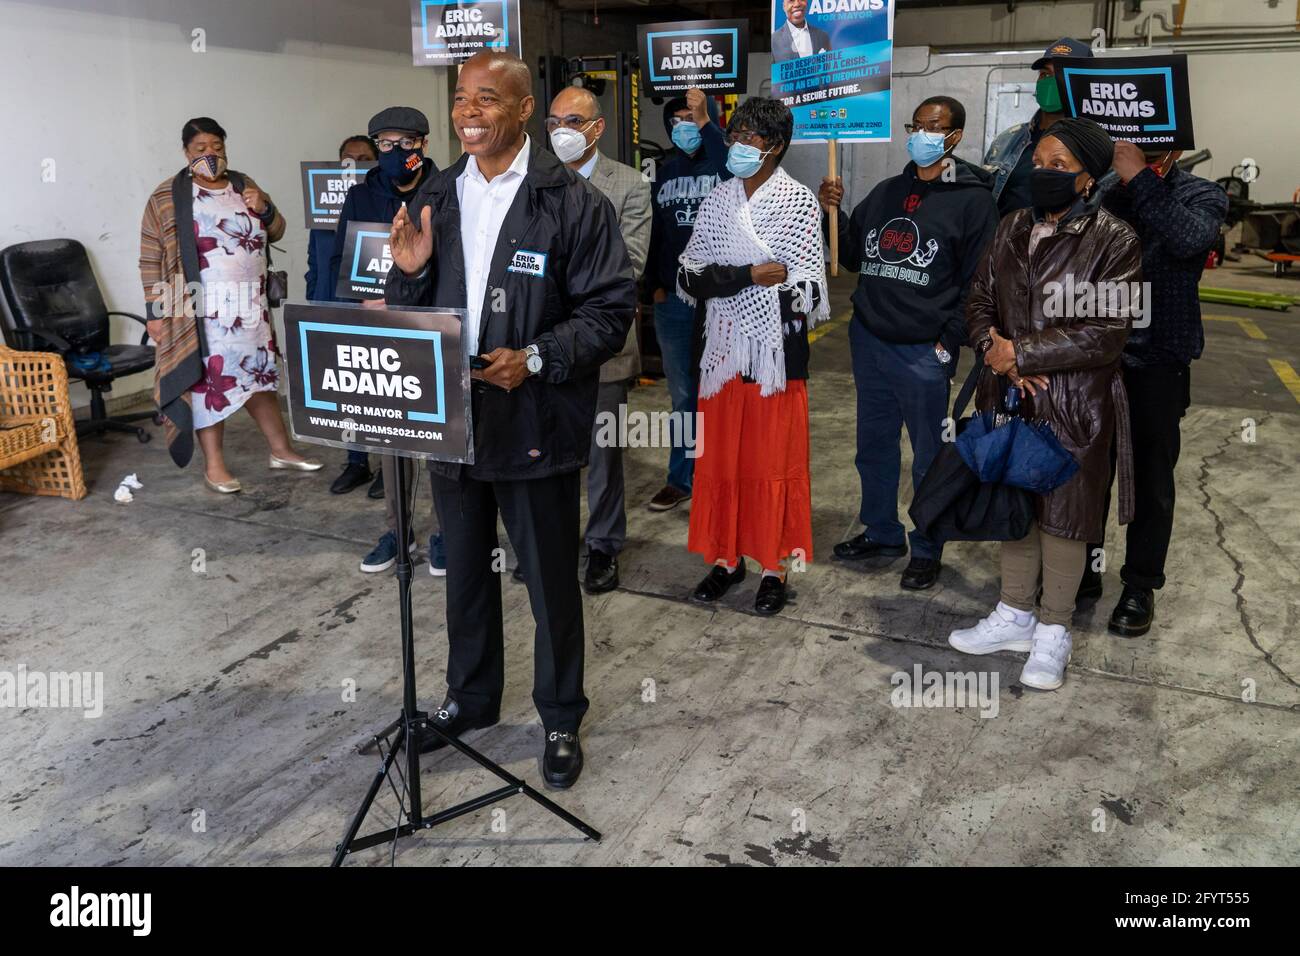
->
[676, 96, 828, 617]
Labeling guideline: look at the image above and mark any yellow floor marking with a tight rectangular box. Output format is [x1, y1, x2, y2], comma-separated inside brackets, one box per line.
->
[1268, 359, 1300, 405]
[1204, 314, 1268, 340]
[809, 310, 851, 344]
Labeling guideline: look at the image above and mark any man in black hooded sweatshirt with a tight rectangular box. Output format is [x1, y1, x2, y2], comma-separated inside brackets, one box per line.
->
[644, 88, 731, 513]
[821, 95, 998, 591]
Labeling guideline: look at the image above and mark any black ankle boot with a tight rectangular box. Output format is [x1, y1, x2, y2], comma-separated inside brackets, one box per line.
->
[1108, 585, 1154, 637]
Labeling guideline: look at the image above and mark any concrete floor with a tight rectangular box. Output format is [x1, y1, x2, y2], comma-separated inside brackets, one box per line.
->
[2, 265, 1298, 866]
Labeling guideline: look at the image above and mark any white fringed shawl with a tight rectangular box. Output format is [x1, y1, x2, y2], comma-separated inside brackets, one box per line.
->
[677, 167, 828, 399]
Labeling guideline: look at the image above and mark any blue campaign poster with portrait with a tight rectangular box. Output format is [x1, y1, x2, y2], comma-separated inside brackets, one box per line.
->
[770, 0, 895, 143]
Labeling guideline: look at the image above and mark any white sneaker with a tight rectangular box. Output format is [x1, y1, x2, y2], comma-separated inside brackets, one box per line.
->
[948, 602, 1038, 655]
[1020, 623, 1073, 691]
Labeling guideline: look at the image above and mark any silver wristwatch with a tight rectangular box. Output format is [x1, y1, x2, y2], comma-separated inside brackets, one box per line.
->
[524, 343, 543, 375]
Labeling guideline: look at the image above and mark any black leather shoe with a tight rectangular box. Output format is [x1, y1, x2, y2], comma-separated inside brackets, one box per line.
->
[1076, 569, 1104, 603]
[542, 730, 583, 789]
[409, 698, 499, 754]
[330, 461, 372, 495]
[1108, 585, 1154, 637]
[900, 557, 941, 590]
[833, 532, 907, 561]
[366, 471, 384, 499]
[754, 575, 787, 616]
[690, 563, 746, 602]
[583, 549, 619, 594]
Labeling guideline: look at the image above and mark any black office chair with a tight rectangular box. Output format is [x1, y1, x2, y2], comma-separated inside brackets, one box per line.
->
[0, 239, 157, 442]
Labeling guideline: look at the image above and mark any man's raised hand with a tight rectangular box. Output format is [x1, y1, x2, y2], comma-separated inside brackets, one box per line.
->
[390, 203, 434, 277]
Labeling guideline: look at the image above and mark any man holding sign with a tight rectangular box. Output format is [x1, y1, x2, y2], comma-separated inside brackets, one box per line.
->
[383, 51, 636, 789]
[1078, 141, 1227, 635]
[822, 96, 998, 592]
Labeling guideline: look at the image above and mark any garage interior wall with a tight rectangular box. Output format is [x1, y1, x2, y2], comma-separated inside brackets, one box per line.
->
[1, 0, 1297, 408]
[0, 0, 454, 407]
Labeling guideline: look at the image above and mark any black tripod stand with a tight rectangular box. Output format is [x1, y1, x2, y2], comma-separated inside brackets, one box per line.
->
[330, 453, 601, 866]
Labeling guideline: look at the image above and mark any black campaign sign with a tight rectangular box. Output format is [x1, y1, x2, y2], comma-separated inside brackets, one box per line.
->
[299, 160, 375, 229]
[638, 19, 749, 95]
[1054, 54, 1195, 149]
[283, 303, 471, 461]
[335, 221, 393, 301]
[410, 0, 521, 66]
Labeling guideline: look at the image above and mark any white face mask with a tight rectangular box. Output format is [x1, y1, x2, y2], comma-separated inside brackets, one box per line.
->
[549, 122, 595, 164]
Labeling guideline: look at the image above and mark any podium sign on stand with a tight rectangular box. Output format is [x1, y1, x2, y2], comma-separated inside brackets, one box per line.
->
[282, 302, 472, 463]
[281, 300, 600, 864]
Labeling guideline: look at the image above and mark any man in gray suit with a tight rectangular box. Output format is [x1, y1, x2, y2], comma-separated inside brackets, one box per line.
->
[772, 0, 831, 63]
[546, 86, 651, 594]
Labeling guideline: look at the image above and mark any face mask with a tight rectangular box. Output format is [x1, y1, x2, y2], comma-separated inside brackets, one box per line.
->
[907, 129, 950, 168]
[549, 123, 594, 164]
[379, 146, 424, 185]
[726, 142, 773, 179]
[1030, 167, 1084, 211]
[189, 154, 227, 180]
[1035, 75, 1063, 113]
[671, 121, 702, 154]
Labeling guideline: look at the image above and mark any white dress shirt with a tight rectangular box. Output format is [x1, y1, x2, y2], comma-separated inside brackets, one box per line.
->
[456, 134, 531, 352]
[788, 21, 813, 58]
[575, 149, 598, 180]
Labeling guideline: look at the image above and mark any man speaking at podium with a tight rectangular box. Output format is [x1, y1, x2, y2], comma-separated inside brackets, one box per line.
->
[383, 51, 636, 788]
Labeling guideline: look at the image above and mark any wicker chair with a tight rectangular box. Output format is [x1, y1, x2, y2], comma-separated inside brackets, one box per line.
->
[0, 344, 87, 500]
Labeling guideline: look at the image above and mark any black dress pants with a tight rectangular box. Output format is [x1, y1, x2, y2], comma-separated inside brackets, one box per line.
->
[430, 468, 588, 732]
[1090, 363, 1192, 591]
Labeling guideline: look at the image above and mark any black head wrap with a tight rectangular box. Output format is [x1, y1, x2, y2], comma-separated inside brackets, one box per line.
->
[1043, 117, 1114, 180]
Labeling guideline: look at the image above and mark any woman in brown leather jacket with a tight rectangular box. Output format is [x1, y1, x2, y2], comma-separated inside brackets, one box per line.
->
[948, 118, 1142, 691]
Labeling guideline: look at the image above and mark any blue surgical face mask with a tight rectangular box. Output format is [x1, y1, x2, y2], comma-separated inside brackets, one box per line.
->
[671, 121, 702, 154]
[907, 129, 950, 168]
[726, 142, 773, 179]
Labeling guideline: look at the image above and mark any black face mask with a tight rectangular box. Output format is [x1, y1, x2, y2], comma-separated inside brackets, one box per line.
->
[1030, 167, 1084, 212]
[379, 146, 424, 185]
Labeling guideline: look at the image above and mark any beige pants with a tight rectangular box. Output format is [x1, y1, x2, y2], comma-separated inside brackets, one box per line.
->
[1000, 522, 1087, 627]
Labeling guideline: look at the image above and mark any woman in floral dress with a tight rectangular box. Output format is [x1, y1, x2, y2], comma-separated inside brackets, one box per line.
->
[141, 117, 320, 492]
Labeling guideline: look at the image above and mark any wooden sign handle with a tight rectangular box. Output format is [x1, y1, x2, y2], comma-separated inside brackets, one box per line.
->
[827, 140, 839, 278]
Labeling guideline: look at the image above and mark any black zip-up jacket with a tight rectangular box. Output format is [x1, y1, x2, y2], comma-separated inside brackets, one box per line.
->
[324, 159, 436, 302]
[1095, 166, 1227, 368]
[825, 156, 998, 358]
[383, 141, 636, 482]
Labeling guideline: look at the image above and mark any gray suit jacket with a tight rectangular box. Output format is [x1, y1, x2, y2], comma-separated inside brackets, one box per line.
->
[588, 151, 652, 382]
[772, 22, 832, 63]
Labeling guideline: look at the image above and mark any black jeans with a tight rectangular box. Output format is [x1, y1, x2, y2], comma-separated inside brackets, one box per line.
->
[431, 468, 588, 733]
[1090, 363, 1191, 591]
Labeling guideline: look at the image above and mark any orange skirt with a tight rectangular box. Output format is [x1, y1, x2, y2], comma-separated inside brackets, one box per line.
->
[687, 376, 813, 571]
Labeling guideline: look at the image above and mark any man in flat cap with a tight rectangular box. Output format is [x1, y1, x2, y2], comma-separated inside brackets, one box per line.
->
[339, 108, 448, 579]
[984, 37, 1094, 216]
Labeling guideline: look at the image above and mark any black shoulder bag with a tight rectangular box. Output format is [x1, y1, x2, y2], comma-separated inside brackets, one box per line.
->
[228, 169, 288, 308]
[908, 360, 1035, 544]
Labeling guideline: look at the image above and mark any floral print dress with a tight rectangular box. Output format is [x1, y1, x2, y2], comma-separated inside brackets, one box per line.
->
[190, 183, 279, 428]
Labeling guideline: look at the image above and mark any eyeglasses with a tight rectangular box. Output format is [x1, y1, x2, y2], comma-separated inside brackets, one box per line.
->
[904, 123, 954, 135]
[726, 129, 764, 146]
[544, 115, 597, 132]
[374, 136, 422, 152]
